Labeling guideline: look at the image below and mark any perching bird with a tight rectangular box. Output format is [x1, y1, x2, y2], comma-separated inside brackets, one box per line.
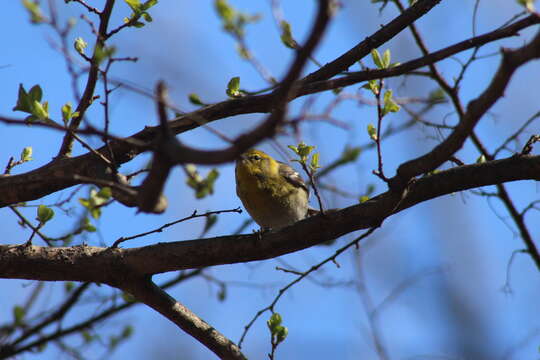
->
[235, 149, 310, 230]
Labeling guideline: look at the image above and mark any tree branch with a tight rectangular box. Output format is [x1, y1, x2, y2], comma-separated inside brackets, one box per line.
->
[301, 0, 443, 83]
[121, 277, 246, 360]
[300, 14, 540, 95]
[0, 270, 203, 359]
[57, 0, 116, 158]
[1, 154, 538, 282]
[391, 28, 540, 187]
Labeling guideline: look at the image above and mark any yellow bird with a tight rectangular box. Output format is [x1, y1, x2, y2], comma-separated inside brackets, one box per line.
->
[235, 149, 309, 230]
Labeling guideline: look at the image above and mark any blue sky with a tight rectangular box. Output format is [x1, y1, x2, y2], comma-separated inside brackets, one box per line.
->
[1, 1, 540, 359]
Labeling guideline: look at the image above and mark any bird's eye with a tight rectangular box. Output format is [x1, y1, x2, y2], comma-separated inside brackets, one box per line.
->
[250, 155, 261, 161]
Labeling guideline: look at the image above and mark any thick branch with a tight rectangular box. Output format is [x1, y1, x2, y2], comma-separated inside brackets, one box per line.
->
[301, 0, 442, 83]
[1, 155, 538, 281]
[392, 29, 540, 186]
[300, 14, 540, 95]
[136, 82, 175, 213]
[122, 278, 245, 360]
[57, 0, 116, 157]
[0, 271, 202, 359]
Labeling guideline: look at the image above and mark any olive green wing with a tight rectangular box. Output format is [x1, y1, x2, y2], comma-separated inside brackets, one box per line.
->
[278, 161, 309, 194]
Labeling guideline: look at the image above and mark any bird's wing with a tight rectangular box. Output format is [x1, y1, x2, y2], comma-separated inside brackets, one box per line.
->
[278, 161, 309, 194]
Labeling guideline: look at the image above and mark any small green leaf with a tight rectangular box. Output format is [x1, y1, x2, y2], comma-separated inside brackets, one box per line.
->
[267, 313, 288, 345]
[97, 187, 112, 199]
[123, 0, 157, 27]
[81, 331, 94, 344]
[14, 84, 50, 121]
[74, 37, 87, 55]
[371, 49, 383, 69]
[214, 0, 259, 39]
[476, 154, 486, 164]
[428, 88, 446, 104]
[206, 169, 219, 183]
[13, 306, 26, 326]
[267, 312, 282, 331]
[90, 207, 101, 220]
[185, 166, 220, 199]
[362, 80, 379, 95]
[226, 76, 241, 98]
[298, 143, 314, 158]
[22, 0, 44, 23]
[367, 124, 377, 141]
[143, 0, 158, 10]
[121, 325, 134, 339]
[288, 142, 315, 165]
[382, 49, 391, 68]
[130, 21, 145, 28]
[82, 217, 97, 232]
[64, 282, 75, 293]
[310, 152, 321, 171]
[198, 169, 219, 198]
[142, 12, 152, 22]
[202, 214, 218, 236]
[342, 147, 361, 163]
[20, 146, 33, 162]
[299, 144, 315, 158]
[217, 284, 226, 301]
[124, 0, 141, 11]
[275, 326, 288, 343]
[122, 292, 136, 303]
[517, 0, 535, 11]
[37, 205, 54, 224]
[215, 0, 235, 23]
[33, 100, 49, 120]
[28, 85, 42, 101]
[382, 90, 400, 117]
[79, 199, 90, 208]
[94, 45, 116, 65]
[280, 20, 296, 49]
[360, 195, 369, 203]
[287, 145, 298, 154]
[109, 336, 120, 349]
[13, 84, 32, 113]
[78, 188, 111, 219]
[62, 102, 79, 124]
[188, 93, 205, 106]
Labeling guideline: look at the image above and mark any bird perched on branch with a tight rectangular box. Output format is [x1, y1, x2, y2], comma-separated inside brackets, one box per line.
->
[235, 149, 310, 230]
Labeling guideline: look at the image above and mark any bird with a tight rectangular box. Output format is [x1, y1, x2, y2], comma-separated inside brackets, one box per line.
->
[235, 149, 310, 230]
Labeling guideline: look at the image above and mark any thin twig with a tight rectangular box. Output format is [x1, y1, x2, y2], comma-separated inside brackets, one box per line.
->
[238, 227, 378, 347]
[373, 79, 389, 183]
[9, 207, 51, 246]
[300, 162, 325, 213]
[112, 207, 242, 247]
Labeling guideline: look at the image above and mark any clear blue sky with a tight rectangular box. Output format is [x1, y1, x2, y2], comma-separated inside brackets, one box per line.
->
[1, 1, 539, 359]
